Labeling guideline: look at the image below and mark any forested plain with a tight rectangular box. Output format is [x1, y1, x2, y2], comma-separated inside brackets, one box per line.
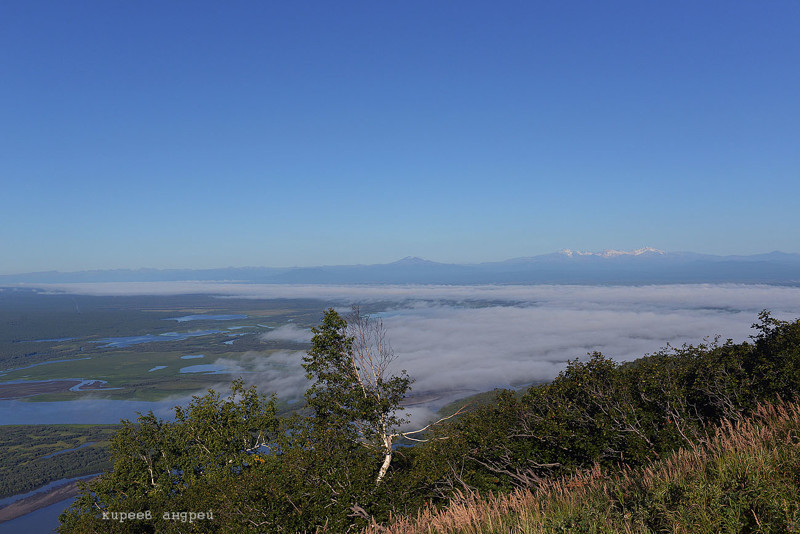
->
[56, 310, 800, 533]
[0, 425, 117, 499]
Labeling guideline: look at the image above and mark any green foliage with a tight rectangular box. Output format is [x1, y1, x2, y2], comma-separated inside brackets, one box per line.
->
[58, 380, 279, 533]
[303, 308, 412, 456]
[303, 308, 359, 431]
[370, 402, 800, 533]
[59, 309, 415, 532]
[58, 311, 800, 533]
[747, 310, 800, 401]
[415, 312, 800, 500]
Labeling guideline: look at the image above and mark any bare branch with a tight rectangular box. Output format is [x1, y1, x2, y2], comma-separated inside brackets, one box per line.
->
[401, 403, 471, 439]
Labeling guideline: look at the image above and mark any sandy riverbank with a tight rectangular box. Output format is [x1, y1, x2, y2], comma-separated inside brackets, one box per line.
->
[0, 478, 94, 523]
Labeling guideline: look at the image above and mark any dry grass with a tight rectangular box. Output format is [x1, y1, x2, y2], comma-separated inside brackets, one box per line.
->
[364, 401, 800, 534]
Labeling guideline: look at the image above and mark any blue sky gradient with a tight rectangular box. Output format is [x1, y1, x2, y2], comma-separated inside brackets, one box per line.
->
[2, 1, 799, 273]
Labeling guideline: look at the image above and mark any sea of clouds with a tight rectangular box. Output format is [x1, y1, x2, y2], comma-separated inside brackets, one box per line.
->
[14, 282, 800, 426]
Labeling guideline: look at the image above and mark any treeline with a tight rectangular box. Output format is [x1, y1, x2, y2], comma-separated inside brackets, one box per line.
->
[0, 425, 117, 498]
[58, 311, 800, 533]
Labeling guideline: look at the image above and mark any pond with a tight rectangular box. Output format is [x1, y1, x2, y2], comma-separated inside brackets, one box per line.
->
[92, 330, 222, 348]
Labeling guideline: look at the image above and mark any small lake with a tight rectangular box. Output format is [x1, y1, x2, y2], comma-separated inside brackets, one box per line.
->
[93, 330, 222, 348]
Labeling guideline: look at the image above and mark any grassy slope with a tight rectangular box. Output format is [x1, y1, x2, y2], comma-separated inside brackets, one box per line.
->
[368, 401, 800, 534]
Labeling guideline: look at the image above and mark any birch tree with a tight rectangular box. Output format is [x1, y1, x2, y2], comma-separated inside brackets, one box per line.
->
[303, 307, 411, 484]
[303, 307, 466, 485]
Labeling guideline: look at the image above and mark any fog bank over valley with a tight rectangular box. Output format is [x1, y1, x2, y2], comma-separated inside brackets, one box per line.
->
[13, 282, 799, 424]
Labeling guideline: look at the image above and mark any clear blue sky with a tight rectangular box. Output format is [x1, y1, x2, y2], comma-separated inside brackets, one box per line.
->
[2, 1, 799, 273]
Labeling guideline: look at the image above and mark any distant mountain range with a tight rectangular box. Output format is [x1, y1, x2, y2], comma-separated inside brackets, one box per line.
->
[3, 249, 800, 286]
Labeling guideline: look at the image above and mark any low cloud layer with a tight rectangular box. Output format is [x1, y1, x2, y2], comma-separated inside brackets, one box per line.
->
[221, 285, 800, 415]
[209, 302, 792, 426]
[379, 305, 769, 405]
[13, 282, 800, 420]
[211, 350, 310, 401]
[26, 281, 800, 317]
[259, 324, 313, 344]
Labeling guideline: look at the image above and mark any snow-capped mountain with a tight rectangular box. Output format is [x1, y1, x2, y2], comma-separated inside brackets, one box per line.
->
[2, 250, 799, 286]
[558, 247, 665, 258]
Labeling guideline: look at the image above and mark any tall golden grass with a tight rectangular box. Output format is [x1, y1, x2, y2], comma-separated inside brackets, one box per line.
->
[362, 401, 800, 534]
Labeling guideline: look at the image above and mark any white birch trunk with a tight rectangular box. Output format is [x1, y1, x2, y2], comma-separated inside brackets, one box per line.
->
[375, 435, 393, 485]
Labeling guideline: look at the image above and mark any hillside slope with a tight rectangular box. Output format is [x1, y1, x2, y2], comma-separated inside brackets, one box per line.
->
[368, 401, 800, 533]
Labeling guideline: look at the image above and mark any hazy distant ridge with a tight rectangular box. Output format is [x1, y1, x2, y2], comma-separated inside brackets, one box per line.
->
[3, 249, 800, 285]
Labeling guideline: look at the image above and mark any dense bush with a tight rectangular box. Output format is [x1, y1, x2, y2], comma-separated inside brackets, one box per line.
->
[418, 312, 800, 500]
[58, 312, 800, 533]
[366, 401, 800, 534]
